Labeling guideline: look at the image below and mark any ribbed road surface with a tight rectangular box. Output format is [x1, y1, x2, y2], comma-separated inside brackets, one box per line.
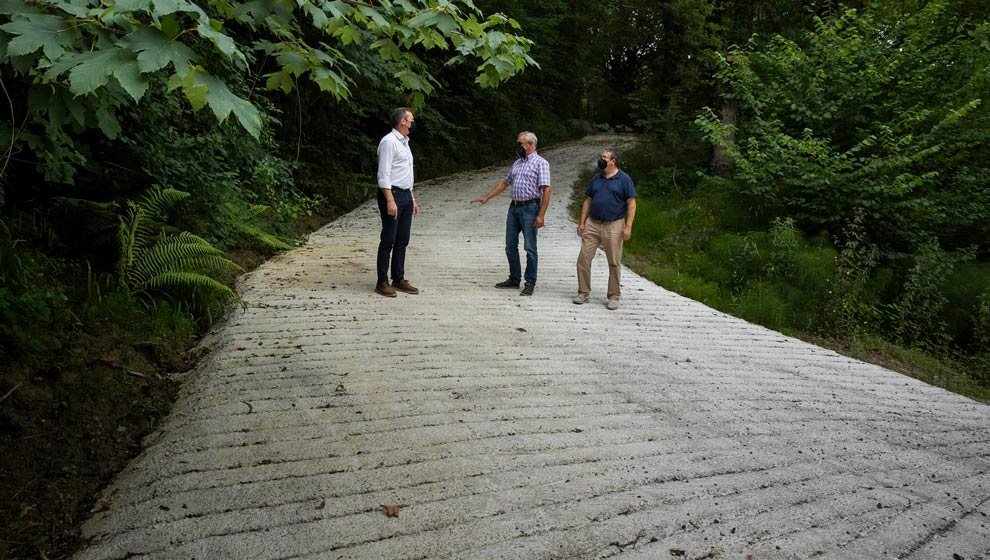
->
[79, 136, 990, 560]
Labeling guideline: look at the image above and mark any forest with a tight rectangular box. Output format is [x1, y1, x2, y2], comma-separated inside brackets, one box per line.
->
[1, 0, 988, 556]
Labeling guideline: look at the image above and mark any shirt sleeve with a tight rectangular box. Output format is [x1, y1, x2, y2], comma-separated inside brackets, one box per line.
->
[504, 164, 514, 186]
[585, 177, 595, 198]
[538, 159, 551, 187]
[377, 138, 394, 190]
[625, 175, 637, 198]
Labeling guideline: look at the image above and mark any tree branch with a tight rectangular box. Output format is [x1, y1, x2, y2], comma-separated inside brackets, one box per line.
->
[0, 71, 17, 180]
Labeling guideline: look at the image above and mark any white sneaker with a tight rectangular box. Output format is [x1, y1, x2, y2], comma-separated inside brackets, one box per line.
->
[606, 299, 619, 310]
[572, 293, 590, 304]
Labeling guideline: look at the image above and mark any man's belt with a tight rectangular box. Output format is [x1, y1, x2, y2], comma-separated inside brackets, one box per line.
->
[510, 198, 540, 206]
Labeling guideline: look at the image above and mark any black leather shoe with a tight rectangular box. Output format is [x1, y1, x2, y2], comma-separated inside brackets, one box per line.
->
[520, 284, 534, 296]
[495, 278, 520, 289]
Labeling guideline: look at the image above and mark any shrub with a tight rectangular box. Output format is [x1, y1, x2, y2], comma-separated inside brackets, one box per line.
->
[971, 291, 990, 354]
[887, 240, 975, 349]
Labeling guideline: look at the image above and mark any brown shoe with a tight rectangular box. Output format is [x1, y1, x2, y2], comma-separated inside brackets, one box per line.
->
[392, 279, 419, 294]
[375, 281, 397, 297]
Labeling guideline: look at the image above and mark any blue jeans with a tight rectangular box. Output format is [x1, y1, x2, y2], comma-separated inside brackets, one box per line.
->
[377, 188, 413, 284]
[505, 203, 539, 286]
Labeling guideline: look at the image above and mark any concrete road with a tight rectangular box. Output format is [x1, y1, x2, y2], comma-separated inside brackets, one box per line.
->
[78, 135, 990, 560]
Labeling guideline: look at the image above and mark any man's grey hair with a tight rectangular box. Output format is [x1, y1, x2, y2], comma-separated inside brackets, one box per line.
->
[391, 107, 412, 128]
[518, 131, 538, 146]
[605, 147, 621, 167]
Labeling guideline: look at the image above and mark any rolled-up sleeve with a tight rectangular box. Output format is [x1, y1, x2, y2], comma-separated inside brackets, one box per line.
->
[377, 138, 394, 190]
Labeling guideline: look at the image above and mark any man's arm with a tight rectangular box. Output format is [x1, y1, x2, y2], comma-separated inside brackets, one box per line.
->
[472, 180, 509, 204]
[535, 185, 551, 228]
[623, 197, 637, 240]
[577, 197, 591, 236]
[377, 140, 398, 217]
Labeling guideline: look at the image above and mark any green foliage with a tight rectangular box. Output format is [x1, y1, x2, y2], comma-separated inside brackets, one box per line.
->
[0, 0, 538, 182]
[973, 291, 990, 354]
[766, 217, 799, 278]
[887, 240, 975, 349]
[619, 136, 989, 393]
[697, 2, 990, 254]
[0, 220, 65, 360]
[117, 187, 242, 308]
[824, 208, 880, 337]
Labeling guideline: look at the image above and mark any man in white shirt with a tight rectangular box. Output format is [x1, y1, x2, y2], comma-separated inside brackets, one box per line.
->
[375, 107, 420, 297]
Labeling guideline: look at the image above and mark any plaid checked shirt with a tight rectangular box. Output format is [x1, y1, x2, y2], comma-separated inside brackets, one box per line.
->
[505, 152, 551, 201]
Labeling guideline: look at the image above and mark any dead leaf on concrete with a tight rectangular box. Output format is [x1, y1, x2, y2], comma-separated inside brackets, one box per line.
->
[669, 550, 686, 557]
[380, 504, 402, 517]
[516, 327, 527, 332]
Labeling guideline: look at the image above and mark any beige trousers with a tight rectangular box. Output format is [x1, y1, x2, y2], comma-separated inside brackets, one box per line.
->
[577, 217, 625, 300]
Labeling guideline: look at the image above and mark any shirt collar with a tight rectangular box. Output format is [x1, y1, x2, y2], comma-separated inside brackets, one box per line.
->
[391, 128, 408, 144]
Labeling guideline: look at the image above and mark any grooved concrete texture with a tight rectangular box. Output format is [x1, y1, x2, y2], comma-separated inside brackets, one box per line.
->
[78, 136, 990, 560]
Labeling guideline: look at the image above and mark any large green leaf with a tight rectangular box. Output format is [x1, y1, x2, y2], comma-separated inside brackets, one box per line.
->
[195, 18, 245, 65]
[95, 105, 121, 139]
[119, 27, 197, 74]
[113, 0, 152, 13]
[112, 57, 149, 101]
[194, 72, 262, 138]
[2, 13, 74, 59]
[66, 49, 121, 96]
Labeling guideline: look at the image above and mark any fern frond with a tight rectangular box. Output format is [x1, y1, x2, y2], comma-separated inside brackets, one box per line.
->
[249, 204, 270, 217]
[174, 256, 243, 276]
[139, 187, 191, 222]
[140, 271, 238, 301]
[235, 222, 294, 251]
[127, 234, 239, 288]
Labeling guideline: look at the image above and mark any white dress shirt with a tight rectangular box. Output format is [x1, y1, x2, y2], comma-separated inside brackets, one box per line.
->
[377, 129, 414, 191]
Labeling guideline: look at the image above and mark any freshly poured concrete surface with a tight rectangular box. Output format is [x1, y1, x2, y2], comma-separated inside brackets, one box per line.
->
[78, 136, 990, 559]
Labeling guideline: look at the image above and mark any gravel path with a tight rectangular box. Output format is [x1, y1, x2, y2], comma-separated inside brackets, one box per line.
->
[78, 135, 990, 560]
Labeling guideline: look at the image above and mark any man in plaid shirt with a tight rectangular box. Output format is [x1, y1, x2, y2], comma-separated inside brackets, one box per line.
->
[472, 131, 552, 296]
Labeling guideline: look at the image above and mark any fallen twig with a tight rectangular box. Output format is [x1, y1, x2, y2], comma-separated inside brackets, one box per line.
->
[0, 383, 22, 404]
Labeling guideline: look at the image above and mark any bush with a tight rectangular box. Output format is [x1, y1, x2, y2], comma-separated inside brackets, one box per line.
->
[887, 240, 975, 349]
[970, 291, 990, 354]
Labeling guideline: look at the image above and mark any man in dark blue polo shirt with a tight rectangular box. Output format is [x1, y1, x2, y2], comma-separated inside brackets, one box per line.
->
[574, 148, 637, 310]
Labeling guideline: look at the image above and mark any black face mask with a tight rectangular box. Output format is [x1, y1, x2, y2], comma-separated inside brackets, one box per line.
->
[597, 158, 608, 170]
[515, 143, 527, 158]
[407, 120, 416, 133]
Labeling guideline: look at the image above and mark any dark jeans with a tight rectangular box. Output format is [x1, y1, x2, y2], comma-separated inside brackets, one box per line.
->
[377, 188, 413, 285]
[506, 202, 539, 286]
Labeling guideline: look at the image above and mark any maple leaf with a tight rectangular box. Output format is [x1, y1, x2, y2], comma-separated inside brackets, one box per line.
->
[380, 504, 402, 517]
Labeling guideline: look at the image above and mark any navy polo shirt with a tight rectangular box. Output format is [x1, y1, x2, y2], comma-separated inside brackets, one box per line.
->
[586, 170, 636, 222]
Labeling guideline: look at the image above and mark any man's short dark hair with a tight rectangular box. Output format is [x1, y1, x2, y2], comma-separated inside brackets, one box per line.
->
[391, 107, 412, 128]
[606, 148, 621, 167]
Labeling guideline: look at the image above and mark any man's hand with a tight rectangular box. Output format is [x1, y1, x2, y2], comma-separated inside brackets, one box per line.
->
[470, 196, 489, 205]
[577, 223, 585, 236]
[387, 200, 398, 217]
[623, 227, 632, 241]
[413, 200, 420, 217]
[535, 215, 545, 229]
